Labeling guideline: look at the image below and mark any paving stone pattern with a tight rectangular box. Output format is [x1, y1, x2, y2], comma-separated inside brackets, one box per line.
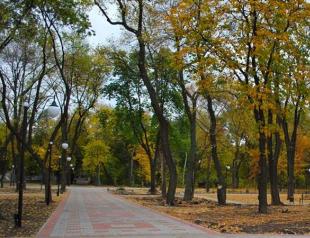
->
[37, 187, 309, 238]
[37, 187, 218, 237]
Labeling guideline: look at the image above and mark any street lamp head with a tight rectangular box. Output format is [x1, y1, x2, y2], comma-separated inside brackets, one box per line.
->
[70, 163, 73, 167]
[23, 102, 30, 108]
[226, 165, 231, 170]
[47, 99, 60, 118]
[67, 157, 72, 162]
[61, 143, 69, 150]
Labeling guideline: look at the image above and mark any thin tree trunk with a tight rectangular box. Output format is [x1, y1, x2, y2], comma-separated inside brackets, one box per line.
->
[254, 106, 268, 213]
[184, 112, 197, 201]
[206, 95, 226, 205]
[267, 110, 282, 205]
[44, 167, 52, 204]
[175, 37, 197, 201]
[161, 151, 166, 199]
[205, 156, 212, 192]
[149, 130, 160, 194]
[0, 175, 4, 188]
[232, 144, 240, 189]
[282, 105, 300, 203]
[231, 164, 240, 189]
[160, 120, 177, 205]
[287, 147, 295, 202]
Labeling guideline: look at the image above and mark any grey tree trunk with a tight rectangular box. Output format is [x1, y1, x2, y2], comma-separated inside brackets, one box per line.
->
[161, 152, 166, 199]
[206, 95, 226, 205]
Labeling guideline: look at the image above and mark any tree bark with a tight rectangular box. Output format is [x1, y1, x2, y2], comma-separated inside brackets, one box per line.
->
[206, 95, 226, 205]
[267, 111, 282, 205]
[231, 162, 240, 189]
[161, 151, 167, 199]
[159, 120, 177, 205]
[184, 117, 197, 201]
[0, 174, 4, 188]
[95, 0, 177, 205]
[137, 39, 176, 205]
[175, 37, 198, 201]
[205, 156, 212, 192]
[149, 132, 160, 194]
[254, 107, 268, 213]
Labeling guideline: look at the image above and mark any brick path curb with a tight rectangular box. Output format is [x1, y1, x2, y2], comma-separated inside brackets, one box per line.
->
[36, 191, 70, 238]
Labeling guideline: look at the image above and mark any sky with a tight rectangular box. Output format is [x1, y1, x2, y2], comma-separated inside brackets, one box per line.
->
[87, 7, 122, 107]
[87, 7, 122, 47]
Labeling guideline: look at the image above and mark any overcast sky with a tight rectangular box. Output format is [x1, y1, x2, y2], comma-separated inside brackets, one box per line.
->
[87, 7, 122, 47]
[87, 7, 122, 106]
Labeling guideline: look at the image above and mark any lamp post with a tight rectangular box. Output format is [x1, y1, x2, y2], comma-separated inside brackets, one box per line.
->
[71, 166, 75, 185]
[57, 156, 61, 196]
[66, 157, 72, 186]
[225, 165, 230, 187]
[45, 97, 60, 205]
[10, 165, 15, 187]
[46, 141, 53, 205]
[61, 143, 69, 193]
[69, 163, 73, 186]
[15, 102, 29, 227]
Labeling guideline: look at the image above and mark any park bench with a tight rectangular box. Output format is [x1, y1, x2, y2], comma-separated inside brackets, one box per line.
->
[75, 177, 90, 185]
[299, 192, 310, 204]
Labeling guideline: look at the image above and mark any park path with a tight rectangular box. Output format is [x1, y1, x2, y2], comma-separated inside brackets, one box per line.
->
[36, 187, 309, 238]
[36, 186, 218, 238]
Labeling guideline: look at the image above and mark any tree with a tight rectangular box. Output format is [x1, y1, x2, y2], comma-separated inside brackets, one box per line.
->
[105, 49, 160, 194]
[83, 140, 110, 185]
[95, 1, 178, 205]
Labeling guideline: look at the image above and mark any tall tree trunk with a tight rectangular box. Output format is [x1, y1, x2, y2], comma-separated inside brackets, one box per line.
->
[231, 163, 240, 189]
[281, 105, 300, 203]
[232, 144, 240, 189]
[267, 111, 282, 205]
[0, 175, 4, 188]
[176, 39, 198, 201]
[44, 167, 52, 204]
[137, 39, 177, 205]
[60, 124, 68, 193]
[161, 151, 166, 199]
[184, 115, 197, 201]
[129, 152, 134, 186]
[286, 145, 295, 202]
[149, 130, 160, 195]
[206, 95, 226, 205]
[160, 120, 177, 205]
[205, 156, 212, 192]
[102, 162, 113, 185]
[254, 107, 268, 213]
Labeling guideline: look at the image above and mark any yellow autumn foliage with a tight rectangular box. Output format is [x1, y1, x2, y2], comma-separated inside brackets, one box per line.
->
[133, 146, 151, 183]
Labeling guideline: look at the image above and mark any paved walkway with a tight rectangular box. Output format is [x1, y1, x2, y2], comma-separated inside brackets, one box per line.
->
[37, 187, 218, 237]
[37, 187, 309, 238]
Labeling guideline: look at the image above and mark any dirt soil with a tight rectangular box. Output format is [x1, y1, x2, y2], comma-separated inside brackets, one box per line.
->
[0, 186, 63, 237]
[115, 189, 310, 235]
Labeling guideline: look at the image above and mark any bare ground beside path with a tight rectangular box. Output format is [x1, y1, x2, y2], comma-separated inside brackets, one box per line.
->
[112, 187, 310, 235]
[0, 184, 63, 237]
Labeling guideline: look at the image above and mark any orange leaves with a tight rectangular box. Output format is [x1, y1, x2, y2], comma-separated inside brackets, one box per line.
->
[295, 134, 310, 176]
